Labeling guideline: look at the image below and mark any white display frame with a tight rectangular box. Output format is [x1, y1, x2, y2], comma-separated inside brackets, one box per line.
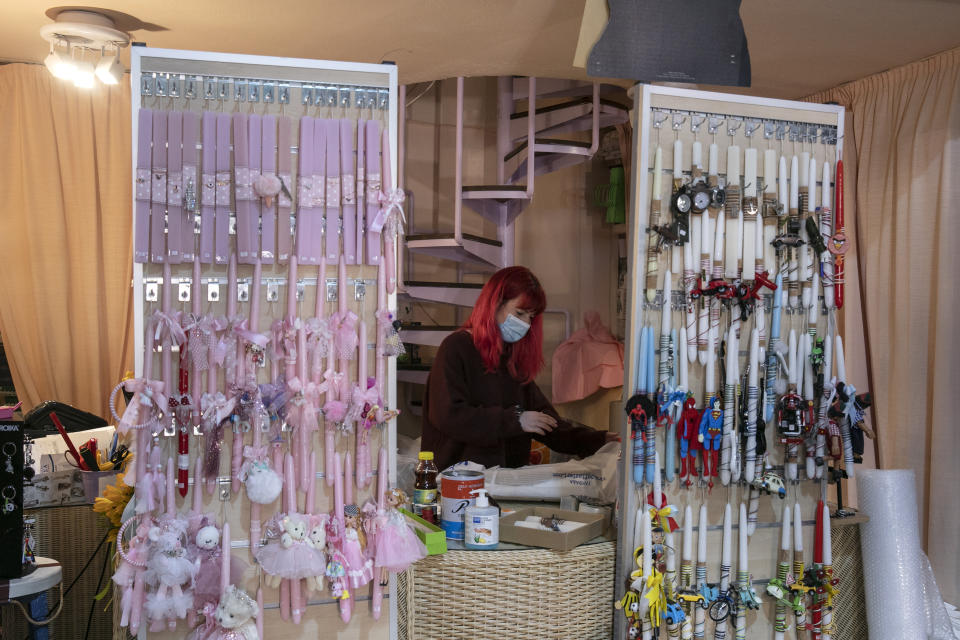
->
[128, 46, 400, 640]
[615, 84, 845, 640]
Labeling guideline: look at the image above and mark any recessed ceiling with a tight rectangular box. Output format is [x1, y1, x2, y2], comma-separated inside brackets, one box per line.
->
[3, 0, 960, 99]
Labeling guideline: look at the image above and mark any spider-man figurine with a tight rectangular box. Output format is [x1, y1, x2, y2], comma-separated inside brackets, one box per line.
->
[678, 396, 702, 486]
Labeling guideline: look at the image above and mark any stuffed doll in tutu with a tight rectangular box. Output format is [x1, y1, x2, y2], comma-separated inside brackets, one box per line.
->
[341, 504, 374, 590]
[255, 513, 326, 588]
[373, 489, 427, 585]
[144, 517, 198, 630]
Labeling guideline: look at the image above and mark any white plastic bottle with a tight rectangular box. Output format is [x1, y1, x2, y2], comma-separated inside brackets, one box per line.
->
[463, 488, 499, 550]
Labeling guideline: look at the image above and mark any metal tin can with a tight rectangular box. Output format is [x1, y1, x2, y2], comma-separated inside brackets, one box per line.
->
[439, 469, 484, 540]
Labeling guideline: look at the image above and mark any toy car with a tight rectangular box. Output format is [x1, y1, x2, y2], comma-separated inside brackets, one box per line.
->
[664, 602, 686, 625]
[753, 471, 787, 498]
[676, 590, 708, 609]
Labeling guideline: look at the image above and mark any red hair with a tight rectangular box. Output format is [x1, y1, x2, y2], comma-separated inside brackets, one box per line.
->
[463, 266, 547, 383]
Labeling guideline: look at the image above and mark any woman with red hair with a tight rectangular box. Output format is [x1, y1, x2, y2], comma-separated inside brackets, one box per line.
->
[421, 266, 617, 470]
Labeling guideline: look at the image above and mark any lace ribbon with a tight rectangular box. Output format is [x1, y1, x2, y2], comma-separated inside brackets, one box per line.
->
[329, 310, 359, 360]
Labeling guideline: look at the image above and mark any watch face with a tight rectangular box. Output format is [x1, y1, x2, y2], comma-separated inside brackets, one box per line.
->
[674, 192, 692, 214]
[692, 189, 711, 213]
[711, 188, 726, 207]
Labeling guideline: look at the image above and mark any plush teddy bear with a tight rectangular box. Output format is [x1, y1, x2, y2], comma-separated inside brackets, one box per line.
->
[255, 513, 326, 589]
[304, 514, 329, 593]
[211, 585, 259, 640]
[280, 515, 306, 549]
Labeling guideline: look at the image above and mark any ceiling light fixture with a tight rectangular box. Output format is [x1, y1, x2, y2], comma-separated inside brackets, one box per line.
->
[40, 10, 130, 87]
[43, 41, 76, 80]
[95, 47, 123, 85]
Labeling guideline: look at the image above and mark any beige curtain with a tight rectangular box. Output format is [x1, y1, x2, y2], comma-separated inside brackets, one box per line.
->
[806, 47, 960, 604]
[0, 64, 133, 418]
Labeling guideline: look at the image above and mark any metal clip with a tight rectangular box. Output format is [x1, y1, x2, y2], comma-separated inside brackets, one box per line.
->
[690, 113, 706, 133]
[763, 121, 777, 140]
[238, 282, 250, 303]
[233, 79, 247, 103]
[301, 84, 313, 106]
[339, 88, 352, 108]
[296, 282, 305, 301]
[378, 89, 389, 110]
[278, 84, 290, 104]
[218, 477, 231, 502]
[726, 117, 743, 136]
[807, 124, 821, 144]
[355, 280, 366, 300]
[178, 282, 191, 303]
[355, 88, 367, 109]
[707, 115, 725, 135]
[218, 78, 231, 101]
[671, 112, 687, 131]
[140, 73, 155, 96]
[744, 118, 762, 138]
[168, 74, 181, 98]
[263, 83, 275, 104]
[788, 123, 802, 143]
[228, 214, 237, 235]
[326, 279, 338, 302]
[652, 110, 669, 129]
[315, 86, 328, 108]
[145, 281, 159, 302]
[775, 123, 786, 141]
[155, 74, 169, 97]
[184, 76, 199, 100]
[207, 282, 220, 303]
[203, 76, 217, 100]
[247, 81, 260, 103]
[266, 281, 279, 303]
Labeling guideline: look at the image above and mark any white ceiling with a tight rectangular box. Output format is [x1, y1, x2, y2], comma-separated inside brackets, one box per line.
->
[3, 1, 960, 98]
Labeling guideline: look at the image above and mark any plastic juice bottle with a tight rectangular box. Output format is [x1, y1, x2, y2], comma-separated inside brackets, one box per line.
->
[464, 488, 499, 550]
[413, 451, 438, 523]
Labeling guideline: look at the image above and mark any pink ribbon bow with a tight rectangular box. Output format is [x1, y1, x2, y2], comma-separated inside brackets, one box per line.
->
[153, 309, 187, 346]
[329, 310, 359, 361]
[119, 378, 166, 433]
[347, 382, 381, 425]
[370, 188, 406, 234]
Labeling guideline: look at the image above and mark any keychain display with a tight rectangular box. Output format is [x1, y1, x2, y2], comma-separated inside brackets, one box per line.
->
[620, 87, 857, 640]
[117, 50, 409, 638]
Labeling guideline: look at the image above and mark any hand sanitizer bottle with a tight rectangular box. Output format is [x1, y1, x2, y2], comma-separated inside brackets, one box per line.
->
[463, 488, 499, 550]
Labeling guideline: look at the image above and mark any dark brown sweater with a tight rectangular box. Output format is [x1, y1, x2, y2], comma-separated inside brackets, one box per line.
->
[421, 330, 607, 471]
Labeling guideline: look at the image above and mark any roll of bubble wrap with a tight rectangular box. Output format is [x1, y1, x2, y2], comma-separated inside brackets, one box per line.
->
[858, 469, 957, 640]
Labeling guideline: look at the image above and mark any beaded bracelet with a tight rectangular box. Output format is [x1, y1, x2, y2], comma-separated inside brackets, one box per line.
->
[115, 517, 147, 568]
[109, 380, 163, 431]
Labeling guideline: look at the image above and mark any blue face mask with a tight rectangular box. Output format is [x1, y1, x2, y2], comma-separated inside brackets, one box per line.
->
[498, 313, 531, 343]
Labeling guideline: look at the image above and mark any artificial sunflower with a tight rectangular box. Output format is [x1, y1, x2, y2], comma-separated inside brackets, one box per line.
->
[93, 472, 134, 543]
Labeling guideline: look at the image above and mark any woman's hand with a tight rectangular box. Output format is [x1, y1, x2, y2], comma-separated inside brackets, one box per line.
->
[604, 431, 621, 443]
[519, 411, 557, 436]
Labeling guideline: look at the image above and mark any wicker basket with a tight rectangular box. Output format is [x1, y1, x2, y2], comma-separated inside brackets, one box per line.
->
[1, 504, 114, 640]
[831, 520, 867, 640]
[398, 541, 616, 640]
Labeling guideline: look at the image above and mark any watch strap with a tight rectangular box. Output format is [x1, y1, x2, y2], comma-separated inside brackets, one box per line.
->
[134, 108, 152, 263]
[355, 118, 366, 266]
[166, 110, 183, 264]
[150, 109, 168, 264]
[181, 111, 199, 263]
[260, 114, 277, 264]
[199, 111, 216, 264]
[276, 116, 293, 264]
[296, 116, 315, 264]
[215, 113, 232, 265]
[325, 118, 341, 263]
[340, 118, 357, 265]
[364, 119, 382, 266]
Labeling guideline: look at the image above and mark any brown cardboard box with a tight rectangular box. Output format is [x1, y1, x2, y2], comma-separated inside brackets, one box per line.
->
[499, 506, 604, 551]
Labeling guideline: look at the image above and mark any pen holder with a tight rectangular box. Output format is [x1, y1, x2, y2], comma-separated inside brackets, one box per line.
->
[80, 470, 119, 504]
